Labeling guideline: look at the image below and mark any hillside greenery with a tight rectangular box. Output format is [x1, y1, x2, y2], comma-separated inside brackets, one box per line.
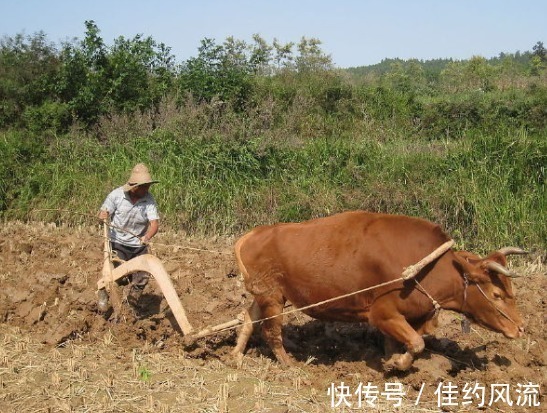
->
[1, 21, 545, 253]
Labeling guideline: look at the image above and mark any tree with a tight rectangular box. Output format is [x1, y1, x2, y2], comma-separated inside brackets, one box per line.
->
[272, 39, 295, 71]
[178, 37, 252, 106]
[249, 34, 273, 75]
[532, 41, 546, 62]
[383, 59, 426, 94]
[530, 41, 546, 76]
[0, 31, 60, 128]
[107, 34, 175, 113]
[57, 21, 176, 127]
[295, 37, 333, 73]
[57, 20, 109, 126]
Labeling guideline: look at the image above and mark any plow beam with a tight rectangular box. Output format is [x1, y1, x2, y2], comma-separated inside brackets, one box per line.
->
[188, 318, 243, 341]
[97, 254, 194, 335]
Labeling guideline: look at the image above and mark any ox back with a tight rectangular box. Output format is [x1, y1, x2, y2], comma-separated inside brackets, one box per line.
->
[238, 210, 452, 322]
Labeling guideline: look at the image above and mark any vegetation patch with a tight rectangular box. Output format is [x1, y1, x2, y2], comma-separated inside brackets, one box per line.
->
[1, 22, 545, 253]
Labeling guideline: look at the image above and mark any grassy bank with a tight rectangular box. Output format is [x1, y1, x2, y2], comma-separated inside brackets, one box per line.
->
[1, 120, 544, 254]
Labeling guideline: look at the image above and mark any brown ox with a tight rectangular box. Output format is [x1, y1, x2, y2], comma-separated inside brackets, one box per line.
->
[231, 211, 526, 370]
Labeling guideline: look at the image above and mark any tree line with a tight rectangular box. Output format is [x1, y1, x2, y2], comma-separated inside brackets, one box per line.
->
[0, 21, 336, 132]
[1, 21, 545, 135]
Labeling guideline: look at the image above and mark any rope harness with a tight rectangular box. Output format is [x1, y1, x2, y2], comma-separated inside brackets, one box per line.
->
[413, 268, 522, 330]
[459, 271, 521, 330]
[412, 279, 442, 316]
[474, 280, 521, 327]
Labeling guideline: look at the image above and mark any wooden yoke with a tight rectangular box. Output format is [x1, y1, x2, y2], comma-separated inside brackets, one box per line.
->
[97, 254, 194, 336]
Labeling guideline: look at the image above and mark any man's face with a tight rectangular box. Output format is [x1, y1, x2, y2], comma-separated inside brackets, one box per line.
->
[132, 184, 151, 198]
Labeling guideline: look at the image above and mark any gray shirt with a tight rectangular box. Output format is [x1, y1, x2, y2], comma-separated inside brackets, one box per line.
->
[100, 186, 159, 247]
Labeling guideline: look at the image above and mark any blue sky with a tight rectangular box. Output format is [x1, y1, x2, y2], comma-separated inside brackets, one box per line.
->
[1, 1, 545, 68]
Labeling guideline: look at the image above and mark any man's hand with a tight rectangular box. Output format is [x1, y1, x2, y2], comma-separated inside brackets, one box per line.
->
[98, 210, 109, 221]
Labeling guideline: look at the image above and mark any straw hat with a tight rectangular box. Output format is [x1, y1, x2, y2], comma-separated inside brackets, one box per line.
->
[123, 163, 159, 192]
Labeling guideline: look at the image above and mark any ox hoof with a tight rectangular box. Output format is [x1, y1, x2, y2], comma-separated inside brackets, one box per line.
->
[384, 353, 413, 372]
[273, 352, 295, 369]
[225, 352, 245, 369]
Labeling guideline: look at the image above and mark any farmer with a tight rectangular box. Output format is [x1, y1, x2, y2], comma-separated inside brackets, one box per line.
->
[97, 163, 160, 312]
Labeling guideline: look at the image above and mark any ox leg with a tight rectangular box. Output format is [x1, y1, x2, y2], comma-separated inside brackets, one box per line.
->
[257, 293, 293, 366]
[415, 314, 439, 336]
[230, 299, 261, 366]
[383, 336, 404, 360]
[374, 316, 425, 371]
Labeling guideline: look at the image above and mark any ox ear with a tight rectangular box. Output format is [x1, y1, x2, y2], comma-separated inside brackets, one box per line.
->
[455, 250, 481, 264]
[453, 253, 489, 283]
[483, 251, 508, 267]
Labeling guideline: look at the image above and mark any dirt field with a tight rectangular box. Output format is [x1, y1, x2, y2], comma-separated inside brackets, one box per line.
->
[0, 221, 545, 412]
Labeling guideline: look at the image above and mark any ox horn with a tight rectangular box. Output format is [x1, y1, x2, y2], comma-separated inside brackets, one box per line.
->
[497, 247, 528, 256]
[486, 261, 520, 278]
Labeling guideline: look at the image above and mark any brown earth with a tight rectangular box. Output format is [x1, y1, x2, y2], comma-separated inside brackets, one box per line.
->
[0, 221, 545, 412]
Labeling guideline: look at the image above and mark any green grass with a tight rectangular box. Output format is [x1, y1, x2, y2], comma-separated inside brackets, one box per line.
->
[1, 82, 545, 256]
[2, 122, 545, 255]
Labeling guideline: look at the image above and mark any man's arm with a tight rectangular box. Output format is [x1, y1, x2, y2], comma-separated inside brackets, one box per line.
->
[141, 219, 159, 243]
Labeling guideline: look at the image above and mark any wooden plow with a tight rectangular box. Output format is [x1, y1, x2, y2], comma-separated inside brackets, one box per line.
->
[98, 222, 195, 336]
[98, 247, 248, 340]
[98, 221, 246, 341]
[99, 253, 195, 335]
[98, 223, 455, 344]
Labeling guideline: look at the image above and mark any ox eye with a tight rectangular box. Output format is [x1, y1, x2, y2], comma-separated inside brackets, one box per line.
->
[492, 291, 503, 300]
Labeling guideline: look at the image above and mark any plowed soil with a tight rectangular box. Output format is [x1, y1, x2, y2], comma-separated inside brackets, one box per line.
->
[0, 221, 545, 412]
